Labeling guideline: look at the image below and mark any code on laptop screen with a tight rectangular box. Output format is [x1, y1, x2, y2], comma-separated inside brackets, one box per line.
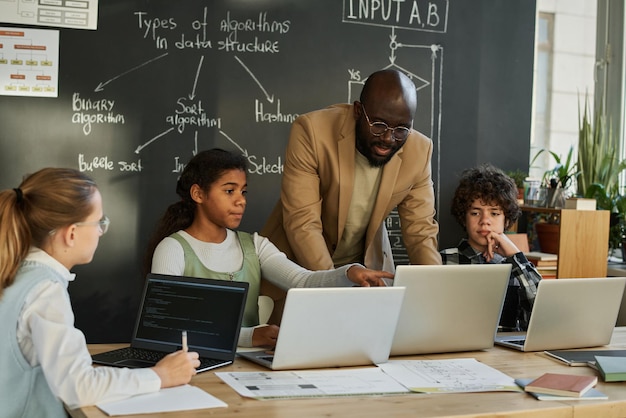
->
[136, 279, 246, 352]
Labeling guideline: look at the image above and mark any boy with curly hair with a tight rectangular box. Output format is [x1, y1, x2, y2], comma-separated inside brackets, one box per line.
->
[441, 164, 542, 331]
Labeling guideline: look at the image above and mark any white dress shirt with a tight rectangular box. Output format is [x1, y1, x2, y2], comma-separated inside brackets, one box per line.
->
[16, 248, 161, 409]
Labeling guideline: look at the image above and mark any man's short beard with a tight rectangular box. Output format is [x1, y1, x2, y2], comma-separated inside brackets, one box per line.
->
[365, 153, 393, 167]
[356, 136, 399, 167]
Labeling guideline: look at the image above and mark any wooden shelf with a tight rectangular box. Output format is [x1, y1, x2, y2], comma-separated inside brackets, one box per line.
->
[521, 208, 610, 278]
[520, 205, 562, 214]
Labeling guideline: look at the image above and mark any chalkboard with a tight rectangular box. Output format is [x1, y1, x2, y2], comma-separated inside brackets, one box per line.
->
[0, 0, 536, 342]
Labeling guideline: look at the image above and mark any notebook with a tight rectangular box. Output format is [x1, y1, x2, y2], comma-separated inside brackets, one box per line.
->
[390, 264, 511, 356]
[237, 287, 405, 370]
[92, 273, 249, 372]
[495, 277, 626, 352]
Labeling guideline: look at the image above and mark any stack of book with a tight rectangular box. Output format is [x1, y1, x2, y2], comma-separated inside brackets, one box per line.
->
[544, 349, 626, 367]
[595, 355, 626, 382]
[525, 251, 557, 278]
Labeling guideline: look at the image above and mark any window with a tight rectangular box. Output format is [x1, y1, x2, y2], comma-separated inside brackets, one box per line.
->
[530, 12, 553, 180]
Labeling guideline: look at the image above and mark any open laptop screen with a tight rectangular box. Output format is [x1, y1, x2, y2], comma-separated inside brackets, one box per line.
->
[134, 275, 248, 354]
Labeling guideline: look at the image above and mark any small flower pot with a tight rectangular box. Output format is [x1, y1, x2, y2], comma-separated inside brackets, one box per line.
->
[535, 222, 560, 254]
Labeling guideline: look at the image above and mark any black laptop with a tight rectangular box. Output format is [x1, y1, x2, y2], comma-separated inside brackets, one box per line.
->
[92, 273, 248, 372]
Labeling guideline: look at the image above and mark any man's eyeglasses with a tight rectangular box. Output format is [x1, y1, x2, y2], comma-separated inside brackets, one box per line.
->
[360, 104, 412, 142]
[75, 215, 110, 235]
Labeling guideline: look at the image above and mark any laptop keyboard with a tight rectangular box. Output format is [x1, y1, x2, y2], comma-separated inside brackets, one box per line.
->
[92, 346, 229, 370]
[93, 346, 165, 364]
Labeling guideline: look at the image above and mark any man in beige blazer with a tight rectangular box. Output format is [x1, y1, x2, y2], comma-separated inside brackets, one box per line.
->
[261, 69, 440, 319]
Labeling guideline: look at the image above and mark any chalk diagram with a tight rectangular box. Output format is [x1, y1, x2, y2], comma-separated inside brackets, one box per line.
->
[75, 2, 447, 181]
[71, 1, 448, 261]
[75, 6, 296, 175]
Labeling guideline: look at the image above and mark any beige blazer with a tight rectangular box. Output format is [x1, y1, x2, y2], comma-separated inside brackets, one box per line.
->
[261, 103, 441, 272]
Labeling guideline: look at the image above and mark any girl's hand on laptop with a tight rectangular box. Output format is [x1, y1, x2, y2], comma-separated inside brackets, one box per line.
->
[346, 265, 394, 287]
[252, 324, 279, 347]
[152, 350, 200, 388]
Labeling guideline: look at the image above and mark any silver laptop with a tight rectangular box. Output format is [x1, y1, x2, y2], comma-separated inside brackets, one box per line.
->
[617, 280, 626, 326]
[495, 277, 626, 351]
[390, 264, 511, 356]
[92, 274, 248, 372]
[238, 286, 405, 370]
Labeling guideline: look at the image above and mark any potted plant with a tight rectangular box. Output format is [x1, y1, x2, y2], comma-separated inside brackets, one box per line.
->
[577, 93, 626, 255]
[585, 183, 626, 253]
[577, 94, 626, 197]
[531, 145, 580, 208]
[527, 146, 580, 253]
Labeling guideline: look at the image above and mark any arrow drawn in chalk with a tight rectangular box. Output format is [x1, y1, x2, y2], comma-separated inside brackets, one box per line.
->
[135, 127, 175, 154]
[189, 56, 204, 100]
[95, 52, 169, 92]
[234, 56, 274, 103]
[219, 130, 249, 156]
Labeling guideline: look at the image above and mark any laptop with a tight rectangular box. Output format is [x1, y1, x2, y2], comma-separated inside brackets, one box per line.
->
[495, 277, 626, 352]
[617, 279, 626, 326]
[390, 264, 511, 356]
[92, 273, 248, 372]
[238, 286, 405, 370]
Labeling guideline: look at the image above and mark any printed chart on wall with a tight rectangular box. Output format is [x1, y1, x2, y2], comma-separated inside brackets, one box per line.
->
[0, 0, 98, 30]
[0, 27, 59, 97]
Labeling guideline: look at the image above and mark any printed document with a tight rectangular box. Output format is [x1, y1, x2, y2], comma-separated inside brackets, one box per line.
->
[216, 367, 410, 399]
[378, 358, 521, 393]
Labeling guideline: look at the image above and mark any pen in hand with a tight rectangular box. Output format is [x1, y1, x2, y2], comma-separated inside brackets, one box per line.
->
[182, 330, 188, 352]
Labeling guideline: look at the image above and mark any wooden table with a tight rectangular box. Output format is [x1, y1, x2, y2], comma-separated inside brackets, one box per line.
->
[69, 328, 626, 418]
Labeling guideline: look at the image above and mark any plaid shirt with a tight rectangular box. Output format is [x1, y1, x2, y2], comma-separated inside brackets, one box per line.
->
[440, 239, 542, 331]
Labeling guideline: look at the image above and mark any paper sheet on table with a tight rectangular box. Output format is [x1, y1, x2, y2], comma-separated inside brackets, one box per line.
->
[378, 358, 522, 393]
[96, 384, 227, 415]
[216, 367, 411, 399]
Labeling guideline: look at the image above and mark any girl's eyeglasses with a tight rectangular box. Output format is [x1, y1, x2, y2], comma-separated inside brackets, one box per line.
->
[75, 215, 110, 235]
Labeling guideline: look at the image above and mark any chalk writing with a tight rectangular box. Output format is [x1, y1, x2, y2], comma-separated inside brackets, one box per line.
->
[172, 156, 186, 173]
[166, 97, 221, 133]
[118, 159, 143, 172]
[71, 94, 125, 135]
[174, 32, 212, 49]
[217, 32, 280, 53]
[72, 93, 115, 112]
[78, 154, 114, 171]
[219, 11, 291, 35]
[78, 154, 143, 173]
[255, 99, 298, 123]
[75, 2, 444, 188]
[343, 0, 448, 33]
[135, 12, 178, 39]
[248, 155, 284, 175]
[386, 209, 409, 265]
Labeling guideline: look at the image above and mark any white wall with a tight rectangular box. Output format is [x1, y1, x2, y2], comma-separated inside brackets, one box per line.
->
[531, 0, 597, 183]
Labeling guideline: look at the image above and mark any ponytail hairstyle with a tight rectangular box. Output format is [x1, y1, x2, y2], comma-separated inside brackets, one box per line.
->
[143, 148, 248, 276]
[0, 168, 97, 296]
